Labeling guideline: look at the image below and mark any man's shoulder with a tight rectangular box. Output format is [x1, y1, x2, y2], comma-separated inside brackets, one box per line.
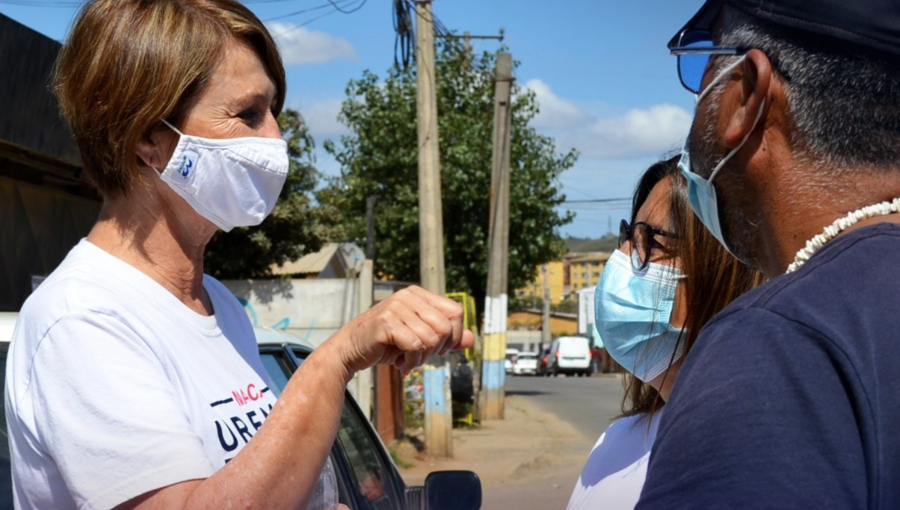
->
[703, 223, 900, 339]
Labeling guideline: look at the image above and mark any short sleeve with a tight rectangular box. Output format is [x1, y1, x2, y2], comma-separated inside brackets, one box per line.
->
[25, 312, 215, 510]
[635, 308, 869, 510]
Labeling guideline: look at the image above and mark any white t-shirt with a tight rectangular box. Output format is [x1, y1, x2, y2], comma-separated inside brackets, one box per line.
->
[5, 240, 279, 510]
[566, 410, 663, 510]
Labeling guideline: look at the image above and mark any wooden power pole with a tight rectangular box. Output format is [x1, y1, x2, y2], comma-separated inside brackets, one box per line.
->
[415, 0, 452, 458]
[482, 53, 513, 420]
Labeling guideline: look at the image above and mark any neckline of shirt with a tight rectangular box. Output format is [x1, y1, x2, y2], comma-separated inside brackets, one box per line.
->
[78, 239, 222, 335]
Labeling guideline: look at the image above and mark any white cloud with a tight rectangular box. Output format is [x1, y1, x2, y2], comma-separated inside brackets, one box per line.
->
[569, 104, 692, 160]
[519, 79, 691, 159]
[524, 79, 587, 130]
[302, 98, 348, 139]
[267, 22, 355, 66]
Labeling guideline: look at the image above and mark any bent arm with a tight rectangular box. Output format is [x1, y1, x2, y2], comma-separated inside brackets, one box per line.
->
[117, 286, 473, 510]
[117, 340, 351, 510]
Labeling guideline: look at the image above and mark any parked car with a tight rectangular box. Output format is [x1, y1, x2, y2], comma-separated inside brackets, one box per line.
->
[511, 351, 538, 376]
[546, 336, 593, 377]
[0, 314, 481, 510]
[503, 348, 519, 375]
[537, 347, 551, 377]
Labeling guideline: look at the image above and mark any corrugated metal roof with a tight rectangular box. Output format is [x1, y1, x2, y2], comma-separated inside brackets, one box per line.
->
[271, 243, 341, 276]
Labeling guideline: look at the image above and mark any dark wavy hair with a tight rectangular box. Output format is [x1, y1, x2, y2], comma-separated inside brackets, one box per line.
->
[619, 155, 765, 419]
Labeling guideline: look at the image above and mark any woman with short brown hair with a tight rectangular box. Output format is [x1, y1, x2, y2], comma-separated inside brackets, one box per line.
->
[5, 1, 472, 509]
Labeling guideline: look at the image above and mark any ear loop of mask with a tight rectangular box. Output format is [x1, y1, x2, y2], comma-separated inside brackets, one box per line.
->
[695, 55, 766, 184]
[708, 97, 766, 184]
[150, 119, 185, 173]
[160, 118, 185, 137]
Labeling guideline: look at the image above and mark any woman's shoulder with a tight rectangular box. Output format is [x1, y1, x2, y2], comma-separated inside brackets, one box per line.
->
[15, 241, 171, 349]
[567, 413, 659, 510]
[23, 244, 111, 313]
[596, 413, 655, 447]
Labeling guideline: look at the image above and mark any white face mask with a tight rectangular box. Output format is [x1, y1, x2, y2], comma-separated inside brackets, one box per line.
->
[156, 119, 289, 232]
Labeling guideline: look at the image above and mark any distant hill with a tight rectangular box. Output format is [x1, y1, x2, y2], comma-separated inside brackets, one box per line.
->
[565, 234, 617, 253]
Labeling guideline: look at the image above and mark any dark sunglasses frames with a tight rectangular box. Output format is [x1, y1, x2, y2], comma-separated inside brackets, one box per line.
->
[670, 29, 749, 94]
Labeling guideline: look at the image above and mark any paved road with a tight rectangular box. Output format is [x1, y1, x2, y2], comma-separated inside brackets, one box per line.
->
[481, 373, 626, 510]
[506, 373, 625, 442]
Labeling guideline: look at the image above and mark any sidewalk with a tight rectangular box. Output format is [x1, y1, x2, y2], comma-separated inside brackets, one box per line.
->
[396, 393, 592, 493]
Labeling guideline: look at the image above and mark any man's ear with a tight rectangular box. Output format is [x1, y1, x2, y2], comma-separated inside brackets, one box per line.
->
[135, 124, 173, 171]
[723, 49, 772, 148]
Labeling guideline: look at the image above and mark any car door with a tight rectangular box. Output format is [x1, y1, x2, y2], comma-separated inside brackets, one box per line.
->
[258, 344, 413, 510]
[0, 342, 13, 509]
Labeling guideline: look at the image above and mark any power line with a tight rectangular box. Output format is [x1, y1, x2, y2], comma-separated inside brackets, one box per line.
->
[564, 198, 631, 204]
[264, 0, 360, 22]
[325, 0, 367, 14]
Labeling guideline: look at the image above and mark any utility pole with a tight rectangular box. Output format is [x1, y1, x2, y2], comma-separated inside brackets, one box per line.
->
[541, 264, 552, 351]
[366, 195, 378, 261]
[436, 28, 503, 68]
[481, 53, 513, 421]
[415, 0, 452, 458]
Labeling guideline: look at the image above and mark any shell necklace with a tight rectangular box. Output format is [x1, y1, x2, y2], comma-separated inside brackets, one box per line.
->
[786, 198, 900, 274]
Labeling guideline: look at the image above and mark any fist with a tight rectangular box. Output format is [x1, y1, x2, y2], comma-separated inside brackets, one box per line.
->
[336, 286, 475, 374]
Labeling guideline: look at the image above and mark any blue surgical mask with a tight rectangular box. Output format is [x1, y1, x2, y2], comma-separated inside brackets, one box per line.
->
[679, 55, 765, 256]
[595, 250, 686, 383]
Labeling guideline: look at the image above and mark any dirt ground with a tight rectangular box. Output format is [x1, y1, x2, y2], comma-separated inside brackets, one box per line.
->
[395, 394, 593, 509]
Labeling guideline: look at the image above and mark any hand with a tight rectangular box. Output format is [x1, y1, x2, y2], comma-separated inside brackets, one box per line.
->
[332, 286, 475, 375]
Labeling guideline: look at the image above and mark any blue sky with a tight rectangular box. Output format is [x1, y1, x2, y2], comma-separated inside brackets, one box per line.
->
[1, 0, 705, 239]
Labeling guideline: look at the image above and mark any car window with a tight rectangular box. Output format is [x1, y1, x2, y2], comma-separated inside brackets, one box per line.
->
[285, 348, 402, 510]
[258, 348, 356, 508]
[335, 403, 397, 510]
[259, 351, 291, 397]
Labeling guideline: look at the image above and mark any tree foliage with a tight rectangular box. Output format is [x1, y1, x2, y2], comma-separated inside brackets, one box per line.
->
[204, 109, 338, 279]
[321, 43, 576, 312]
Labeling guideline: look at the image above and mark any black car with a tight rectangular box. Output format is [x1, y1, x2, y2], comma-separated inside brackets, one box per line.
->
[0, 322, 481, 510]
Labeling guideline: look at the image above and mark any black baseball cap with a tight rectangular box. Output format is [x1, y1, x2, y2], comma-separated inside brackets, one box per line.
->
[668, 0, 900, 57]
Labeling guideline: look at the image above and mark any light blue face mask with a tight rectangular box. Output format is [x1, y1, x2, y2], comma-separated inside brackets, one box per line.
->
[679, 55, 765, 256]
[595, 250, 686, 383]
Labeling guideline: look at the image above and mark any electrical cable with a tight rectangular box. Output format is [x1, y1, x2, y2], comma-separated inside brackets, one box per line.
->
[325, 0, 366, 14]
[393, 0, 415, 70]
[264, 0, 358, 22]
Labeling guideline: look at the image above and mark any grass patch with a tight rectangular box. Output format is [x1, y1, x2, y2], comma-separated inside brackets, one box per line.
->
[389, 446, 413, 469]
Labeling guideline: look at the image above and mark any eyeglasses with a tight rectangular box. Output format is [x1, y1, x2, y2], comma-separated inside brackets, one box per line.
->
[618, 219, 679, 271]
[669, 29, 750, 94]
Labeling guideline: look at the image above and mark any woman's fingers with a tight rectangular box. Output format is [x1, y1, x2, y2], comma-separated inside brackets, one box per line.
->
[403, 286, 466, 352]
[338, 285, 475, 374]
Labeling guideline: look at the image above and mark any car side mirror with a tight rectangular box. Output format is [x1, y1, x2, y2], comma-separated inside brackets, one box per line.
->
[424, 470, 481, 510]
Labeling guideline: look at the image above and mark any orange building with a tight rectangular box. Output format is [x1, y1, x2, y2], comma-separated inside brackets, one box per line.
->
[514, 252, 611, 305]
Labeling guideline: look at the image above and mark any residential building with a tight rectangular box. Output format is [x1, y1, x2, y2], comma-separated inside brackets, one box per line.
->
[513, 251, 611, 306]
[566, 251, 611, 295]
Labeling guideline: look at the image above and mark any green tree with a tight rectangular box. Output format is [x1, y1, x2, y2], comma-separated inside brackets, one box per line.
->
[321, 43, 576, 312]
[204, 109, 339, 278]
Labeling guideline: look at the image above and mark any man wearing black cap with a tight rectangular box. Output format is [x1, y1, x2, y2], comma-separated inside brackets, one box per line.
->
[636, 1, 900, 508]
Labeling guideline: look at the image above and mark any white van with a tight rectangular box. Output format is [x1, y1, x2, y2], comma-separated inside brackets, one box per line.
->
[546, 336, 592, 377]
